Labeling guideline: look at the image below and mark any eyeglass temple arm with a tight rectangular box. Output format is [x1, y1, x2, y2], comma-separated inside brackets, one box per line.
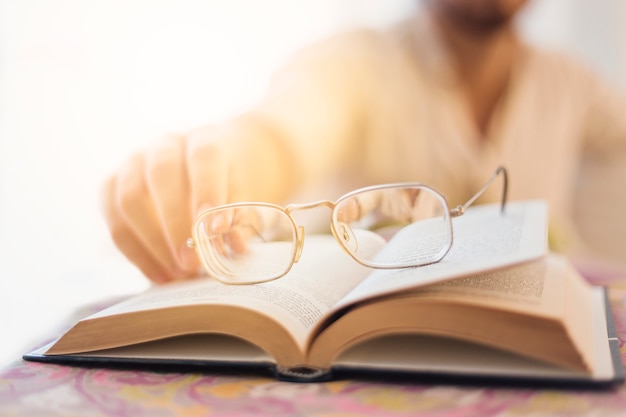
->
[450, 166, 508, 217]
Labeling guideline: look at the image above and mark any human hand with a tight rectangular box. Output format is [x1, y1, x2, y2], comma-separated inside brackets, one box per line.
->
[102, 121, 296, 284]
[101, 126, 240, 284]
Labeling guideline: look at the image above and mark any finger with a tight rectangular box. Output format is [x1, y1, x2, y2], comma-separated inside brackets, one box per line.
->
[185, 126, 230, 215]
[197, 210, 249, 259]
[337, 196, 361, 222]
[144, 135, 200, 277]
[101, 175, 173, 284]
[112, 153, 180, 282]
[225, 229, 249, 254]
[218, 209, 250, 254]
[207, 210, 242, 257]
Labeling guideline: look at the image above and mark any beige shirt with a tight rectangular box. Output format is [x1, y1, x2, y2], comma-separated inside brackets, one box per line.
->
[248, 13, 626, 263]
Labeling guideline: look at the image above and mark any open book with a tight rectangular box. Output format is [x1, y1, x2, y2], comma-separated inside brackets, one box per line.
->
[24, 201, 624, 386]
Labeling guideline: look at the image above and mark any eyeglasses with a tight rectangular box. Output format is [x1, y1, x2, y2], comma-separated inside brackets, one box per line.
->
[187, 166, 508, 284]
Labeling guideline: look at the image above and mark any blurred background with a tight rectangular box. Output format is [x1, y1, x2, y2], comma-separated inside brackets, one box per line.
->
[1, 0, 625, 366]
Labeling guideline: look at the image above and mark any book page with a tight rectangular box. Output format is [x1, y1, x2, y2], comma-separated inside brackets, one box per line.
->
[408, 256, 560, 316]
[332, 286, 617, 383]
[399, 255, 598, 365]
[410, 254, 594, 347]
[334, 334, 593, 380]
[87, 235, 378, 349]
[307, 254, 598, 371]
[334, 200, 547, 309]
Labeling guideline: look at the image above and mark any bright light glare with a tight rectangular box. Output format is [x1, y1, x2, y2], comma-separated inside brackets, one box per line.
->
[0, 0, 413, 366]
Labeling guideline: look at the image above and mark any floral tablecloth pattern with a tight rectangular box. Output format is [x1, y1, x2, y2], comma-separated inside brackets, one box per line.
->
[2, 283, 626, 417]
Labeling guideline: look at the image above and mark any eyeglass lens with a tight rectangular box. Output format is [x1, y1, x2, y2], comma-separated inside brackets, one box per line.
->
[332, 186, 452, 268]
[194, 205, 298, 284]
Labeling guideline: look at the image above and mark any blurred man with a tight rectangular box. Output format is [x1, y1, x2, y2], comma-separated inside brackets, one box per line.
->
[103, 0, 626, 283]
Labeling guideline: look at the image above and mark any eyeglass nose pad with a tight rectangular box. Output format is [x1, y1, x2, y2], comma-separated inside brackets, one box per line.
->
[337, 222, 358, 253]
[293, 225, 305, 263]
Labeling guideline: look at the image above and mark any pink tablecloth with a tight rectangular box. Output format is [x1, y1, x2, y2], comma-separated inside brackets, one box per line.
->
[2, 284, 626, 417]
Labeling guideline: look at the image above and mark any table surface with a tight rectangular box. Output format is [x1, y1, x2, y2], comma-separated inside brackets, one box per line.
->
[2, 282, 626, 417]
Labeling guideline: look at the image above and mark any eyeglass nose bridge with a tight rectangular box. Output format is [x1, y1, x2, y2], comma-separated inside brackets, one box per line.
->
[285, 200, 336, 265]
[285, 199, 336, 212]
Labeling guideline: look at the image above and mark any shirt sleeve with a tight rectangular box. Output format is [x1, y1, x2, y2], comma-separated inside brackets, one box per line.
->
[573, 67, 626, 264]
[581, 70, 626, 157]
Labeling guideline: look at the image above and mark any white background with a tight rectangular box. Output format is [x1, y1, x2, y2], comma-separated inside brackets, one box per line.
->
[1, 0, 625, 366]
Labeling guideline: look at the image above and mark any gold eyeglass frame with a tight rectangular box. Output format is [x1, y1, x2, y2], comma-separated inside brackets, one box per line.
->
[187, 166, 508, 284]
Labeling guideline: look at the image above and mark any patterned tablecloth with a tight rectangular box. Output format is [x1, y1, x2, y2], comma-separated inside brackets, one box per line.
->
[2, 282, 626, 417]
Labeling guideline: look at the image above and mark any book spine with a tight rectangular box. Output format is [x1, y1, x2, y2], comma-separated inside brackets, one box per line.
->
[275, 365, 332, 382]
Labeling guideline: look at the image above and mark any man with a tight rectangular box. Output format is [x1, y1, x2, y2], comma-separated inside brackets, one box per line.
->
[103, 0, 626, 283]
